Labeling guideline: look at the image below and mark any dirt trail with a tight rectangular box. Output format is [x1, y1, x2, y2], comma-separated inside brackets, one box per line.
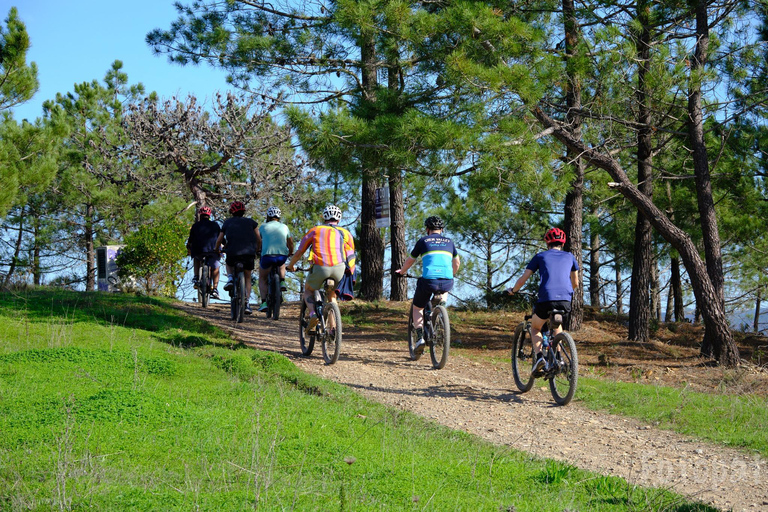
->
[179, 301, 768, 511]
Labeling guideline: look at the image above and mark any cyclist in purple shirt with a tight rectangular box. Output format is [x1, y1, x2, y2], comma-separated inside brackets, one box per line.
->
[507, 227, 580, 372]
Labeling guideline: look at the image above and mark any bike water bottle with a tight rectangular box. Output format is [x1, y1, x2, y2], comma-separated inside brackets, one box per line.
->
[542, 332, 550, 351]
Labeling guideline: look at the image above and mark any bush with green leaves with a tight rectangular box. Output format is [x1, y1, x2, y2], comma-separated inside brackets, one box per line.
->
[116, 218, 188, 296]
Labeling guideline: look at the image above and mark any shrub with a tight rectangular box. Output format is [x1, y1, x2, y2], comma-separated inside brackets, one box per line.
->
[116, 218, 188, 296]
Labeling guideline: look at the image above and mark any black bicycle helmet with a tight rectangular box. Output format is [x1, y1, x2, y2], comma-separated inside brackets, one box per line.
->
[425, 216, 445, 230]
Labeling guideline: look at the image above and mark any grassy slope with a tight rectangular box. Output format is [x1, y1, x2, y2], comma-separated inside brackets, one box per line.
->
[0, 290, 715, 511]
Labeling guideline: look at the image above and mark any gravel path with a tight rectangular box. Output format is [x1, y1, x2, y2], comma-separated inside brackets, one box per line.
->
[179, 301, 768, 511]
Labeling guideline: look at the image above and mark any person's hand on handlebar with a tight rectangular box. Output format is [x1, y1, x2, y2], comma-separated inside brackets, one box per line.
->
[506, 287, 516, 295]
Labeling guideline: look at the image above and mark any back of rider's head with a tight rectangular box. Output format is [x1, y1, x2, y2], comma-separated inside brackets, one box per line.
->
[322, 204, 342, 223]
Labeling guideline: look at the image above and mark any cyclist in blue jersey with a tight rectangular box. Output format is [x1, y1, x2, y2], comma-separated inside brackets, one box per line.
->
[257, 206, 295, 312]
[507, 227, 580, 373]
[215, 201, 262, 315]
[395, 216, 460, 355]
[187, 206, 221, 299]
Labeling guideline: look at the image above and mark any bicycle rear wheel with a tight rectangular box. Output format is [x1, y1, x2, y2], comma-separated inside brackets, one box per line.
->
[321, 302, 342, 364]
[269, 272, 281, 320]
[429, 305, 450, 369]
[511, 322, 535, 392]
[407, 304, 423, 361]
[299, 300, 314, 356]
[200, 265, 209, 308]
[549, 332, 578, 405]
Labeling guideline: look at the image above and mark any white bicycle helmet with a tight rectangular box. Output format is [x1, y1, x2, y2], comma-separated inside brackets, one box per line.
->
[266, 206, 281, 219]
[322, 204, 342, 222]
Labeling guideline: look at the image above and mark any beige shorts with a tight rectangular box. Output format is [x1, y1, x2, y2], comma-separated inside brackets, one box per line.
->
[306, 263, 345, 290]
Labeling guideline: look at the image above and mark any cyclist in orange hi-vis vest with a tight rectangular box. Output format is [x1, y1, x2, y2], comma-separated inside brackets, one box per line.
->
[286, 204, 356, 334]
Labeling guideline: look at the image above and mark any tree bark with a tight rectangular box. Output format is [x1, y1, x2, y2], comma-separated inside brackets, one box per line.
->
[628, 0, 653, 342]
[651, 251, 661, 321]
[671, 257, 684, 321]
[388, 169, 407, 301]
[533, 107, 740, 366]
[358, 32, 385, 301]
[755, 286, 762, 334]
[688, 0, 726, 359]
[589, 216, 601, 309]
[32, 214, 41, 286]
[85, 203, 96, 292]
[665, 180, 685, 322]
[562, 0, 584, 331]
[615, 260, 623, 316]
[3, 206, 25, 288]
[665, 274, 674, 323]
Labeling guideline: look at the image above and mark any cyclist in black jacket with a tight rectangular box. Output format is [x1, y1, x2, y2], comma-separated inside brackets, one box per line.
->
[187, 206, 221, 299]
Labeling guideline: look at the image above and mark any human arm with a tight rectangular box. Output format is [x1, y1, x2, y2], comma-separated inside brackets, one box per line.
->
[287, 236, 295, 255]
[286, 229, 312, 271]
[452, 255, 460, 275]
[507, 269, 534, 294]
[571, 270, 579, 290]
[395, 256, 417, 275]
[253, 225, 262, 256]
[214, 232, 225, 253]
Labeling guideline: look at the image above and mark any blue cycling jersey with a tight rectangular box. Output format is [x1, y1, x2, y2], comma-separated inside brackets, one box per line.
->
[411, 234, 458, 280]
[525, 249, 579, 302]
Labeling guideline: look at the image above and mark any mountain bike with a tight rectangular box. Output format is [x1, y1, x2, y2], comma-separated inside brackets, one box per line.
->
[511, 301, 578, 405]
[265, 263, 283, 320]
[407, 292, 450, 370]
[296, 268, 342, 364]
[229, 262, 247, 323]
[194, 255, 216, 308]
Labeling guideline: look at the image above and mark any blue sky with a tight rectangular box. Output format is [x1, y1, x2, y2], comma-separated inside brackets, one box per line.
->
[7, 0, 233, 122]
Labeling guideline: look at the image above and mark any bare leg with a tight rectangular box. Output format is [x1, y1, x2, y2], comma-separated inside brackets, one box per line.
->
[244, 270, 253, 302]
[258, 266, 269, 301]
[412, 304, 425, 329]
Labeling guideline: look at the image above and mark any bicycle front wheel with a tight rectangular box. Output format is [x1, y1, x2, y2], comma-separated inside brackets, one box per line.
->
[269, 273, 281, 320]
[299, 300, 314, 356]
[429, 305, 450, 369]
[549, 332, 578, 405]
[200, 265, 209, 308]
[321, 302, 342, 364]
[511, 322, 535, 392]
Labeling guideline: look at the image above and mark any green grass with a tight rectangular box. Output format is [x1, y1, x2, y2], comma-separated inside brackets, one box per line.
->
[577, 377, 768, 456]
[0, 290, 716, 511]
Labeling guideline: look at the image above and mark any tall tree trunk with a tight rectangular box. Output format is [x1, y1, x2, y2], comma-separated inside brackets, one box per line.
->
[562, 0, 584, 331]
[85, 203, 96, 292]
[615, 260, 623, 315]
[358, 32, 385, 301]
[628, 0, 653, 342]
[533, 107, 740, 366]
[665, 274, 674, 322]
[589, 217, 601, 309]
[386, 56, 408, 302]
[688, 0, 727, 359]
[665, 180, 685, 322]
[755, 286, 762, 334]
[651, 251, 661, 321]
[3, 206, 25, 288]
[388, 169, 407, 301]
[670, 256, 685, 322]
[32, 214, 41, 286]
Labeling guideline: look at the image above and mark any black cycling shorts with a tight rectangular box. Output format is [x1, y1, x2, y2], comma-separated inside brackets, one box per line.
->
[413, 277, 453, 309]
[226, 254, 256, 271]
[533, 300, 571, 322]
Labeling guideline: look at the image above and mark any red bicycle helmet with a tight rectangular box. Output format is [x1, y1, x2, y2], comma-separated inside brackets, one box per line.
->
[229, 201, 246, 215]
[544, 227, 566, 245]
[198, 206, 212, 217]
